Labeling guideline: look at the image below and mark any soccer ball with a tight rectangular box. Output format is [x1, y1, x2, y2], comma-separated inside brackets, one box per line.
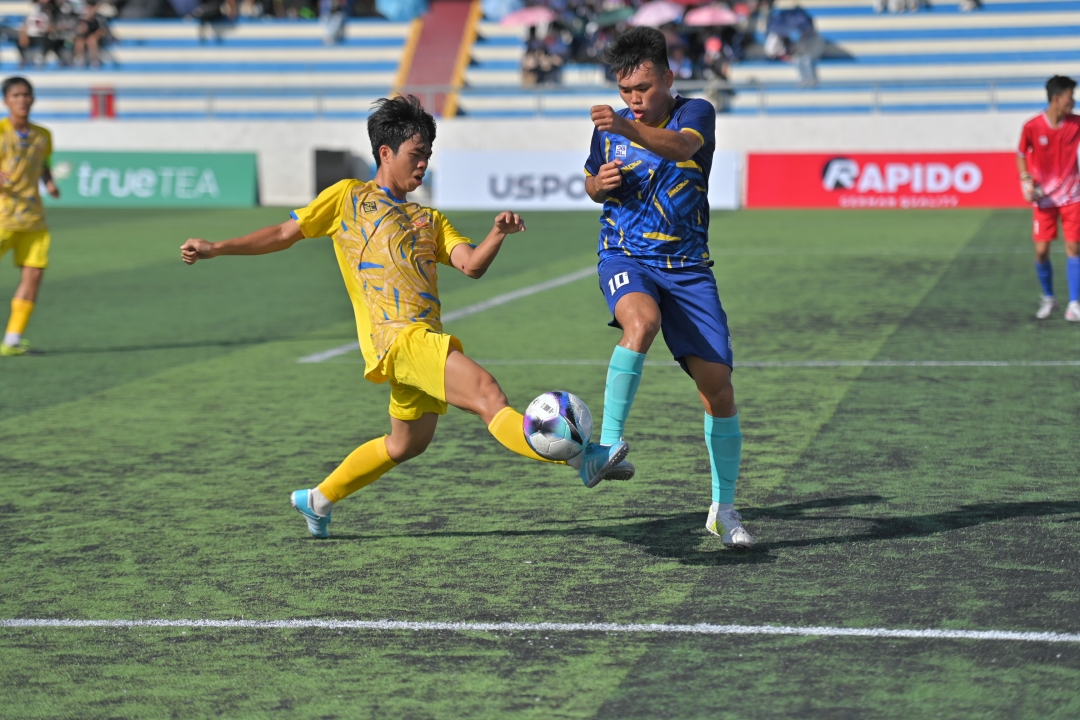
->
[523, 391, 593, 461]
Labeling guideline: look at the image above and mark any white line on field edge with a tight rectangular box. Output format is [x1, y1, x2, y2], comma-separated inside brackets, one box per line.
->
[311, 357, 1080, 368]
[471, 360, 1080, 368]
[3, 619, 1079, 643]
[297, 266, 597, 364]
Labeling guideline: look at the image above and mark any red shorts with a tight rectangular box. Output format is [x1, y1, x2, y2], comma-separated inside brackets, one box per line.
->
[1033, 203, 1080, 242]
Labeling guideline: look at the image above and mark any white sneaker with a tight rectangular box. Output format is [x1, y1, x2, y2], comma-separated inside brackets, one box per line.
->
[705, 506, 754, 548]
[1037, 295, 1058, 320]
[1066, 301, 1080, 322]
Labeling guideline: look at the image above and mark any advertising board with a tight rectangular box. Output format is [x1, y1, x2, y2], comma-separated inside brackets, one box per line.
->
[46, 151, 258, 208]
[436, 150, 741, 211]
[746, 152, 1026, 209]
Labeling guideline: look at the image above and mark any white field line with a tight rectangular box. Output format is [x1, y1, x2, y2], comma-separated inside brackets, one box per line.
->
[3, 618, 1080, 644]
[465, 359, 1080, 368]
[297, 266, 597, 364]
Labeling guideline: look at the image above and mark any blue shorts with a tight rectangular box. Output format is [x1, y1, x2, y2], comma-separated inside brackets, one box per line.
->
[598, 256, 733, 373]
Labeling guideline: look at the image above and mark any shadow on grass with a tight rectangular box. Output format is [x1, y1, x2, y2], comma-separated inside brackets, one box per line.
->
[325, 495, 1080, 565]
[32, 336, 356, 355]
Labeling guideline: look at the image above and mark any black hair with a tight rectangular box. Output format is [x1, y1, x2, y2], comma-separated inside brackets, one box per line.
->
[602, 27, 669, 79]
[2, 76, 32, 98]
[367, 95, 436, 168]
[1047, 75, 1077, 102]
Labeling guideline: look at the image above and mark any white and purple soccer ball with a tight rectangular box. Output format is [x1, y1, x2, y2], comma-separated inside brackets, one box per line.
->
[523, 391, 594, 461]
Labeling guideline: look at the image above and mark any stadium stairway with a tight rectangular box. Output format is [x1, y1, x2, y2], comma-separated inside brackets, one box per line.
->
[457, 0, 1064, 117]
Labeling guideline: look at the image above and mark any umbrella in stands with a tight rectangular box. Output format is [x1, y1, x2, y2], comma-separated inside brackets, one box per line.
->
[683, 3, 739, 25]
[670, 0, 709, 6]
[500, 5, 557, 26]
[594, 5, 635, 26]
[629, 0, 685, 26]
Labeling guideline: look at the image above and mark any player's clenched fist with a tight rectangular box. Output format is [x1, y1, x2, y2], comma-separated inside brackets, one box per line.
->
[594, 160, 623, 193]
[591, 105, 629, 136]
[493, 211, 525, 235]
[181, 237, 215, 264]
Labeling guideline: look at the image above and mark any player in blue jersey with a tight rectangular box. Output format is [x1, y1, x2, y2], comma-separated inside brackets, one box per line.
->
[584, 27, 753, 548]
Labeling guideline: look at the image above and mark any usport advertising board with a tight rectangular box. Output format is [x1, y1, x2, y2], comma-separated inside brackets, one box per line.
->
[435, 151, 741, 211]
[45, 151, 258, 208]
[746, 152, 1027, 209]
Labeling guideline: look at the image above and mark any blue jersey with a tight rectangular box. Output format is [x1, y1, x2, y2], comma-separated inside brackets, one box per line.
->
[584, 96, 716, 269]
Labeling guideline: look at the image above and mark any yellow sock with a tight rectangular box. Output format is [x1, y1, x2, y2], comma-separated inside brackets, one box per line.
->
[5, 298, 34, 338]
[488, 406, 558, 464]
[316, 436, 398, 503]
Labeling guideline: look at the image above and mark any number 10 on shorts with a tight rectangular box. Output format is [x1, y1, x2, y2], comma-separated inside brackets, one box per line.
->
[608, 272, 629, 296]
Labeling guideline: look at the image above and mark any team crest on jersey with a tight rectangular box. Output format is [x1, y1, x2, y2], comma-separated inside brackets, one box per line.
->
[615, 145, 627, 158]
[362, 201, 377, 213]
[413, 215, 430, 230]
[1039, 136, 1049, 146]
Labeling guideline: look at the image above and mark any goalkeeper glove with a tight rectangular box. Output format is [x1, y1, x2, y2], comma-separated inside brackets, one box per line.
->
[1021, 172, 1044, 202]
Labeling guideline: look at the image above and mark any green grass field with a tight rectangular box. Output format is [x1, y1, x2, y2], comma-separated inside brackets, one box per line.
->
[2, 207, 1080, 719]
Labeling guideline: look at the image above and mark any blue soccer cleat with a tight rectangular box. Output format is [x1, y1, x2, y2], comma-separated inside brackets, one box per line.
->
[290, 488, 331, 539]
[570, 440, 630, 489]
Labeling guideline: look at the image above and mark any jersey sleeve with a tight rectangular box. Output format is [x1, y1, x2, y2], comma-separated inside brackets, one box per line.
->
[42, 128, 52, 163]
[1018, 123, 1033, 157]
[291, 179, 356, 239]
[433, 210, 474, 266]
[678, 98, 716, 148]
[584, 127, 605, 177]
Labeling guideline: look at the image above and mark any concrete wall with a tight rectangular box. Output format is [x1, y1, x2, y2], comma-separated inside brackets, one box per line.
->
[48, 112, 1033, 206]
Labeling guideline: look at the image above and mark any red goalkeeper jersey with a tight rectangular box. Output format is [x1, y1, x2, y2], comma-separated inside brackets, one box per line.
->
[1019, 113, 1080, 209]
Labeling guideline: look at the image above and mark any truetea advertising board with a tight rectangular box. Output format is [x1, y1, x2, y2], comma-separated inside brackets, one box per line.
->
[746, 152, 1027, 209]
[45, 151, 258, 208]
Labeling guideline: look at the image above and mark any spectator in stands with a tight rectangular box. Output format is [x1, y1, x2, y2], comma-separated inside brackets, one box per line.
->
[190, 0, 238, 40]
[521, 26, 564, 85]
[74, 2, 108, 67]
[874, 0, 926, 12]
[320, 0, 350, 44]
[667, 41, 693, 80]
[19, 0, 54, 68]
[792, 26, 823, 85]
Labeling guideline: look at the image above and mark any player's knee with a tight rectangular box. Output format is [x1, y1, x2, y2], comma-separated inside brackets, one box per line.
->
[702, 382, 735, 416]
[477, 373, 509, 420]
[622, 315, 661, 349]
[385, 432, 432, 463]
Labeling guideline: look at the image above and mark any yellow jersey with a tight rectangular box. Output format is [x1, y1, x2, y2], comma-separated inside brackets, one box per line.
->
[0, 117, 52, 232]
[292, 179, 473, 381]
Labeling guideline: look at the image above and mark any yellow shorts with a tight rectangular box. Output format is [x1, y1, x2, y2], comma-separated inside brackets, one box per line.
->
[380, 324, 464, 421]
[0, 229, 50, 269]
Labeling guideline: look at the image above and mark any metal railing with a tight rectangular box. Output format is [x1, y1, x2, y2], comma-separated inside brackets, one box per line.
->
[31, 78, 1047, 120]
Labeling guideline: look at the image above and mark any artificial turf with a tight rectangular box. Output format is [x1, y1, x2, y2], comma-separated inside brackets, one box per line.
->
[1, 207, 1079, 719]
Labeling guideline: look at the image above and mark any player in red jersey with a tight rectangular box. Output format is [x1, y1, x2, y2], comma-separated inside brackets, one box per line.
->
[1018, 75, 1080, 320]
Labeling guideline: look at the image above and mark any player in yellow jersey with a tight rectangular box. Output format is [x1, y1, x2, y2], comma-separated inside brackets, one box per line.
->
[180, 96, 629, 538]
[0, 77, 59, 356]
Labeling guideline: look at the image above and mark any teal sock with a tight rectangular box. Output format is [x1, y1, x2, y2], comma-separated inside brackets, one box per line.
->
[600, 345, 646, 444]
[705, 413, 742, 504]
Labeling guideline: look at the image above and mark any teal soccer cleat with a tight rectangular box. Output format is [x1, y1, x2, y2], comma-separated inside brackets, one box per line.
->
[570, 440, 630, 489]
[290, 488, 331, 539]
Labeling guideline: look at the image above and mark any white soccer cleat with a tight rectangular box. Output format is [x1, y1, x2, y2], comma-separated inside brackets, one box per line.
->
[1037, 295, 1058, 320]
[1066, 301, 1080, 322]
[706, 506, 754, 548]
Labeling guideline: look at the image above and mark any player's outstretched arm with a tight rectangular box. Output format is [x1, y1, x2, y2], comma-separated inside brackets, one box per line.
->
[181, 219, 304, 265]
[450, 211, 525, 279]
[591, 105, 702, 163]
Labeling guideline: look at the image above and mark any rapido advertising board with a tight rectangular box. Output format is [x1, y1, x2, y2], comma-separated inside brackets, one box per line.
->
[45, 151, 258, 208]
[746, 152, 1027, 209]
